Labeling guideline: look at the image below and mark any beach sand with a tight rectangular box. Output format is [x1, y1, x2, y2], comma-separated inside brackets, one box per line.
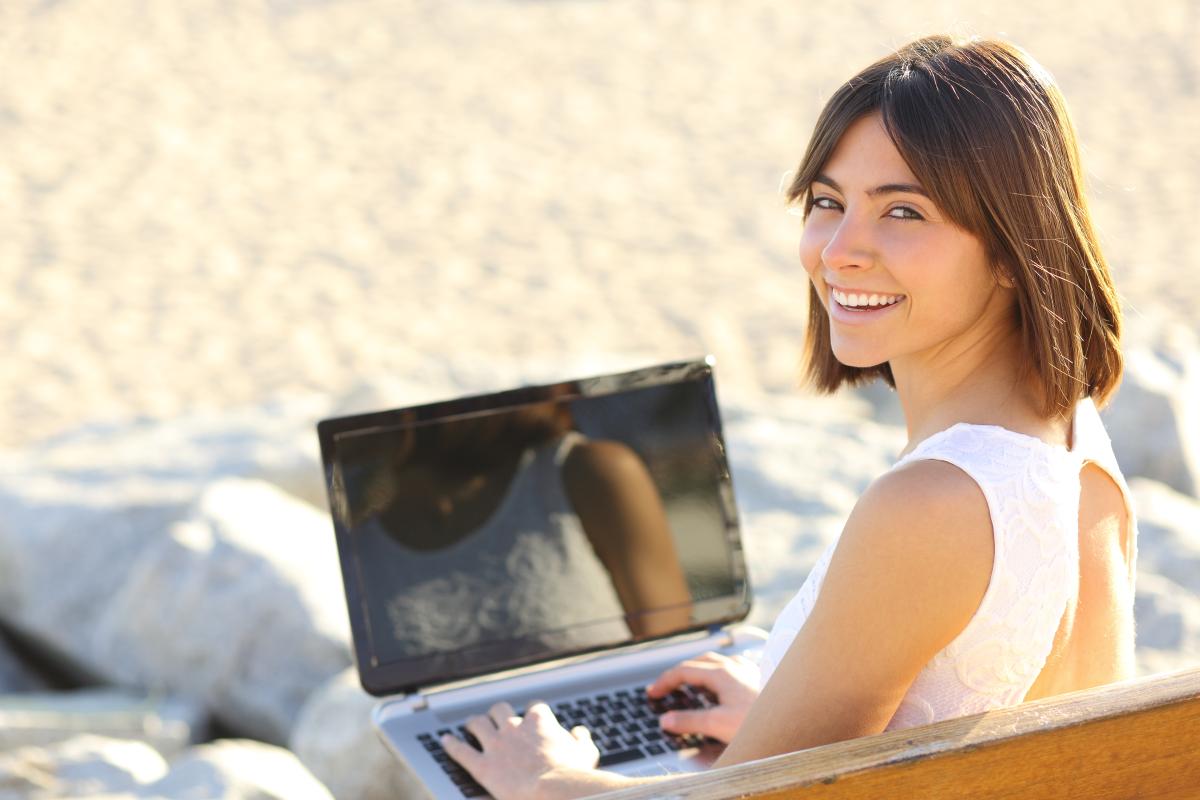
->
[1, 0, 1197, 448]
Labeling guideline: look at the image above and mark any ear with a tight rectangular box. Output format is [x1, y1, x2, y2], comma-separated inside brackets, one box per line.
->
[995, 264, 1017, 290]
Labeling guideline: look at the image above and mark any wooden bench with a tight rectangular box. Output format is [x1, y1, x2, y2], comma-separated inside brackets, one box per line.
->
[598, 664, 1200, 799]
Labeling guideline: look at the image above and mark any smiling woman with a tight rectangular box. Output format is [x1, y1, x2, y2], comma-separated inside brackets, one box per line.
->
[439, 34, 1138, 800]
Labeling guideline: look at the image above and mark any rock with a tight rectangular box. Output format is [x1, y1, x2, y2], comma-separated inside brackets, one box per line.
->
[0, 689, 205, 759]
[1128, 478, 1200, 675]
[0, 734, 167, 799]
[1102, 323, 1200, 497]
[0, 634, 48, 694]
[1133, 572, 1200, 677]
[0, 736, 334, 800]
[291, 669, 431, 800]
[86, 478, 352, 743]
[142, 739, 334, 800]
[1130, 478, 1200, 597]
[0, 406, 354, 744]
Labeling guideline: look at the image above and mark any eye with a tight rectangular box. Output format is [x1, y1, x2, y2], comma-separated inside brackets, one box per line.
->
[812, 196, 843, 212]
[887, 205, 924, 221]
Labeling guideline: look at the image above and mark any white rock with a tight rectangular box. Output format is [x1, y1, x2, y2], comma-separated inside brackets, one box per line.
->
[291, 669, 431, 800]
[0, 735, 334, 800]
[1102, 323, 1200, 497]
[86, 478, 352, 743]
[1128, 478, 1200, 674]
[0, 734, 167, 798]
[0, 404, 354, 744]
[141, 739, 334, 800]
[0, 689, 204, 759]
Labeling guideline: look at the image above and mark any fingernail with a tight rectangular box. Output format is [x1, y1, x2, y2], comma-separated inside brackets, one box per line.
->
[660, 712, 674, 728]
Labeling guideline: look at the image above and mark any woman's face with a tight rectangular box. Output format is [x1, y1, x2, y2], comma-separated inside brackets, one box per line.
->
[798, 113, 1016, 373]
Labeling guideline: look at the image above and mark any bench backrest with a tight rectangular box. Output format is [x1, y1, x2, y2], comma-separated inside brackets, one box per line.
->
[599, 665, 1200, 799]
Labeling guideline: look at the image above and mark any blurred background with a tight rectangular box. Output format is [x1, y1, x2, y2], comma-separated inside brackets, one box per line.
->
[2, 0, 1197, 446]
[1, 2, 1198, 798]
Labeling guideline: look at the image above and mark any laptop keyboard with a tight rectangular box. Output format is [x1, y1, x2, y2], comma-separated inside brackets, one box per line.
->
[417, 684, 718, 798]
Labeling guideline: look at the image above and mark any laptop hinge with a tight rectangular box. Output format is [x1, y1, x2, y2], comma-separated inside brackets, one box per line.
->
[411, 628, 738, 713]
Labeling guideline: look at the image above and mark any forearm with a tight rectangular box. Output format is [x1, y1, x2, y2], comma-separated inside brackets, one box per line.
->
[536, 768, 667, 800]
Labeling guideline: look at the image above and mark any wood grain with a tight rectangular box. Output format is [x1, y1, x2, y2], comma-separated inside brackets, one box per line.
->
[597, 665, 1200, 799]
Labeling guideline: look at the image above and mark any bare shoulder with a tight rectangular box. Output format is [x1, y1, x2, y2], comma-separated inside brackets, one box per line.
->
[818, 459, 996, 657]
[851, 458, 995, 559]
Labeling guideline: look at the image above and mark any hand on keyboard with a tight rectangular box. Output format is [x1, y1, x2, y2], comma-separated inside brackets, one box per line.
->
[440, 700, 600, 800]
[646, 650, 761, 744]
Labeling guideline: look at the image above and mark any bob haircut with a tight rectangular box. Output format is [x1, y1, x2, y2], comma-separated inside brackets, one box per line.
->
[788, 35, 1122, 419]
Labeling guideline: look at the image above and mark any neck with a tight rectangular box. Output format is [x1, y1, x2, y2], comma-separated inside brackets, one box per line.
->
[890, 316, 1038, 454]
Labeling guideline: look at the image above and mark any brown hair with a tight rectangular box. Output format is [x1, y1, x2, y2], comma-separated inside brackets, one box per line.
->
[789, 35, 1122, 418]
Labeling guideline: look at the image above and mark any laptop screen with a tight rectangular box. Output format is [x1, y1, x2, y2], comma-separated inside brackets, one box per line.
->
[318, 359, 750, 696]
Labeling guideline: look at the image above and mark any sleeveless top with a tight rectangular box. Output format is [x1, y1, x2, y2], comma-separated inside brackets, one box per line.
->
[757, 398, 1138, 731]
[357, 431, 628, 661]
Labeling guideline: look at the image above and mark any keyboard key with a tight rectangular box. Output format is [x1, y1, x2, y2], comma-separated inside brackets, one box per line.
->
[646, 743, 666, 755]
[597, 748, 645, 768]
[450, 772, 477, 787]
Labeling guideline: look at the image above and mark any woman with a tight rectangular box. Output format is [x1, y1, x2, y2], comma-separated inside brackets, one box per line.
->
[441, 34, 1138, 798]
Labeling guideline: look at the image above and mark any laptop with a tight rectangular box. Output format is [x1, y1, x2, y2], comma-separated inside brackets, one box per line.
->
[317, 357, 767, 798]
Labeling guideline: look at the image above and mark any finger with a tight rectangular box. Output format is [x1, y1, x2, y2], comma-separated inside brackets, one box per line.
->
[659, 708, 716, 736]
[647, 661, 725, 696]
[523, 700, 557, 727]
[464, 713, 498, 744]
[571, 725, 600, 767]
[441, 733, 484, 771]
[488, 701, 518, 728]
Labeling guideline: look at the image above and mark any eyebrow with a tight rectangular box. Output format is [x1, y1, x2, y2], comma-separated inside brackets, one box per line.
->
[813, 173, 930, 198]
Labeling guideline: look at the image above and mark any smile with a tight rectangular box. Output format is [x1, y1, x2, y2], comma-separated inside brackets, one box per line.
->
[831, 288, 905, 309]
[827, 285, 907, 324]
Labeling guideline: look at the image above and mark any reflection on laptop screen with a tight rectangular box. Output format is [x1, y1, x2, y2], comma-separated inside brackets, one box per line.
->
[320, 361, 749, 695]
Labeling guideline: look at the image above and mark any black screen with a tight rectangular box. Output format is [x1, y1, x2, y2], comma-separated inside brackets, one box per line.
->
[319, 360, 750, 695]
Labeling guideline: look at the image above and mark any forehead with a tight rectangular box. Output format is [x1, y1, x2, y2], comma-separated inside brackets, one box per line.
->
[820, 114, 919, 185]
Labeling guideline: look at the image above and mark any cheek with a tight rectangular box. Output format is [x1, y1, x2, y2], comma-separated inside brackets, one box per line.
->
[798, 224, 826, 279]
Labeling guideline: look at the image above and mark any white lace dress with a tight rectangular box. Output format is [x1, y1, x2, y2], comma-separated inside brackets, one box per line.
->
[757, 398, 1138, 731]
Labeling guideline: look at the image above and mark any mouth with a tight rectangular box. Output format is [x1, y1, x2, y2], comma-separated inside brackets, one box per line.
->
[829, 287, 907, 315]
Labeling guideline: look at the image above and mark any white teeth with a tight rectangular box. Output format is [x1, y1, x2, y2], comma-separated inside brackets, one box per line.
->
[832, 289, 904, 308]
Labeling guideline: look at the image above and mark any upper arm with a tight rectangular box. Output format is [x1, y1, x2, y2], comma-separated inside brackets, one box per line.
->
[563, 440, 691, 635]
[1078, 461, 1137, 681]
[718, 460, 995, 764]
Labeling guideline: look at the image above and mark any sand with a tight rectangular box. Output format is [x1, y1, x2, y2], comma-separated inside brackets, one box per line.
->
[0, 0, 1197, 448]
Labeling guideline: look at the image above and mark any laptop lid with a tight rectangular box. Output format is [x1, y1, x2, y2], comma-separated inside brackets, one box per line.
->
[317, 358, 751, 697]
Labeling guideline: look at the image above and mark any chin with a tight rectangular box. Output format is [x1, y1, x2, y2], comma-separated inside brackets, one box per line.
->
[830, 346, 888, 370]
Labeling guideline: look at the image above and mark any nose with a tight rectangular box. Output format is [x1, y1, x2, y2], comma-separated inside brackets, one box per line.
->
[819, 210, 874, 273]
